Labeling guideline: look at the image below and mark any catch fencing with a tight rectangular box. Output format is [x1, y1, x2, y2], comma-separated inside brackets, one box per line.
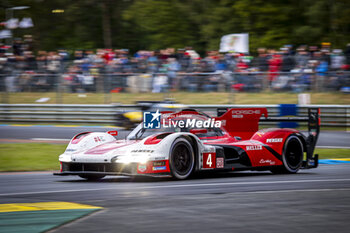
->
[0, 104, 349, 128]
[1, 71, 349, 105]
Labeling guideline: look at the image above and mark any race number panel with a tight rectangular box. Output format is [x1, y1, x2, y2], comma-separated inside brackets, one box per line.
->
[202, 153, 216, 169]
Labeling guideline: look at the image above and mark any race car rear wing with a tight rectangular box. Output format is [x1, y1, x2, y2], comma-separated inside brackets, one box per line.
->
[217, 107, 320, 168]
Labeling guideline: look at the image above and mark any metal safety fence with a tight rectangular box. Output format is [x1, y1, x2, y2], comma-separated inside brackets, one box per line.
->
[1, 71, 350, 104]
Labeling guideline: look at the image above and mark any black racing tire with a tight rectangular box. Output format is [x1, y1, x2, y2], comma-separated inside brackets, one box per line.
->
[169, 138, 195, 180]
[270, 135, 304, 174]
[79, 174, 106, 181]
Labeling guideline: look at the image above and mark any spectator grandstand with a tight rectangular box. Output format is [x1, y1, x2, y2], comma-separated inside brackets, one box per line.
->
[0, 39, 350, 94]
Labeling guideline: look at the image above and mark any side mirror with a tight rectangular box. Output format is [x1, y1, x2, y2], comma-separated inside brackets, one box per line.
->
[107, 130, 118, 136]
[190, 129, 208, 135]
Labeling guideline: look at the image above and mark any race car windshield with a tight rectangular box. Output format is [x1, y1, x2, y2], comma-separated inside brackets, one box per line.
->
[127, 115, 224, 140]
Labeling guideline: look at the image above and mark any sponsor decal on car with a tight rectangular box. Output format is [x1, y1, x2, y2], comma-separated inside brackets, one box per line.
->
[152, 166, 167, 171]
[259, 159, 276, 165]
[216, 157, 224, 168]
[232, 110, 261, 115]
[137, 164, 147, 172]
[153, 161, 165, 166]
[231, 109, 261, 118]
[131, 149, 154, 153]
[94, 136, 105, 142]
[232, 115, 243, 118]
[266, 138, 283, 143]
[246, 145, 262, 151]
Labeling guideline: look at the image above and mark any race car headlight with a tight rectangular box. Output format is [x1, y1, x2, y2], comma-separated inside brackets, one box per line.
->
[112, 156, 131, 164]
[112, 154, 149, 164]
[137, 154, 149, 164]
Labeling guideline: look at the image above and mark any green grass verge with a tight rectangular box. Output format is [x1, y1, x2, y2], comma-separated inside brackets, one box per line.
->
[0, 143, 349, 172]
[314, 148, 350, 159]
[0, 143, 66, 172]
[3, 91, 350, 104]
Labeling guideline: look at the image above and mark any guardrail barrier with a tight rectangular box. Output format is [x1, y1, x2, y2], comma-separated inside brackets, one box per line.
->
[0, 104, 348, 128]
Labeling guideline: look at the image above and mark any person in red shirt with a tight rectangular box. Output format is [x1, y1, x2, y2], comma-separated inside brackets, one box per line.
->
[268, 53, 282, 85]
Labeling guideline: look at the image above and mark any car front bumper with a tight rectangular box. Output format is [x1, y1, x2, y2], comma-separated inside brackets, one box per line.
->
[53, 161, 170, 177]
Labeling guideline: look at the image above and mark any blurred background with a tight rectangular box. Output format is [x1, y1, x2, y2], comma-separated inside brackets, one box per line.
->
[0, 0, 349, 129]
[0, 0, 349, 104]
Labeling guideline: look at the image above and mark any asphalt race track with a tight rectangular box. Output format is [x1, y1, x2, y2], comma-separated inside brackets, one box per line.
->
[0, 125, 349, 148]
[1, 125, 350, 232]
[0, 165, 350, 233]
[0, 125, 129, 141]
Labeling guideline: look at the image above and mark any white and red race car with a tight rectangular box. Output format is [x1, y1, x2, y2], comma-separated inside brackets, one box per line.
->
[54, 108, 320, 180]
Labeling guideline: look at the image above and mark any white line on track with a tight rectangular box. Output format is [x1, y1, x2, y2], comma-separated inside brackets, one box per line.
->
[31, 138, 69, 141]
[316, 146, 350, 149]
[238, 188, 350, 194]
[1, 178, 350, 196]
[145, 178, 350, 189]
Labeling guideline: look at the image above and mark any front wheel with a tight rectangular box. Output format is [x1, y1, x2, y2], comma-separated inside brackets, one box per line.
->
[79, 174, 105, 181]
[270, 135, 304, 174]
[169, 138, 195, 180]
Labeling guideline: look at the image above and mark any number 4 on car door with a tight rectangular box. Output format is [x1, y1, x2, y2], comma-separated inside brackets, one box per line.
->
[202, 153, 216, 169]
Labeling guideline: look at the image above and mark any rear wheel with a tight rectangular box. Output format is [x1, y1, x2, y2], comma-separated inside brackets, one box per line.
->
[270, 135, 303, 174]
[169, 138, 195, 180]
[79, 174, 105, 181]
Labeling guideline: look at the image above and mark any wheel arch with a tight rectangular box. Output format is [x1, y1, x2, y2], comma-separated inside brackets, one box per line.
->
[168, 136, 196, 179]
[161, 133, 200, 173]
[283, 134, 304, 172]
[181, 135, 200, 171]
[252, 128, 306, 155]
[294, 133, 307, 157]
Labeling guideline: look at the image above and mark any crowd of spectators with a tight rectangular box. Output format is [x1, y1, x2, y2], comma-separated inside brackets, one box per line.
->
[1, 37, 350, 93]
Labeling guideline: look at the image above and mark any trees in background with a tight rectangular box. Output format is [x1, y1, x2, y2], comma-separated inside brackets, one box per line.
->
[1, 0, 349, 53]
